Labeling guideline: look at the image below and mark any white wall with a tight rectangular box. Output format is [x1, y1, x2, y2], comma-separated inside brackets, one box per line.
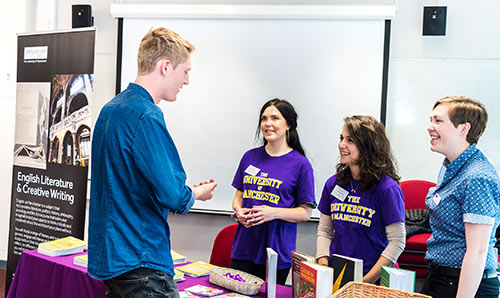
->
[387, 0, 500, 182]
[2, 0, 499, 264]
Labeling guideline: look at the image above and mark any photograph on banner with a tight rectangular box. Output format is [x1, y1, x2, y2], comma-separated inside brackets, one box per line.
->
[48, 73, 93, 167]
[13, 82, 50, 169]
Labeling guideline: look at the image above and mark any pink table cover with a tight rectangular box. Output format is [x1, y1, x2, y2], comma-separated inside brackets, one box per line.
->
[7, 249, 292, 298]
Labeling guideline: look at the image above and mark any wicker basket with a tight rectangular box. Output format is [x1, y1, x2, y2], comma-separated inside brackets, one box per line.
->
[209, 267, 264, 295]
[330, 282, 432, 298]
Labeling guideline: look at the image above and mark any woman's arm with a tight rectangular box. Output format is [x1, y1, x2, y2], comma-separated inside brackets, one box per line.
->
[316, 212, 334, 266]
[456, 222, 493, 298]
[246, 203, 313, 226]
[363, 221, 406, 283]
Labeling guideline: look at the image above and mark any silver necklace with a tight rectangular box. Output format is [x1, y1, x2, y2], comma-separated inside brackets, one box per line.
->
[350, 180, 358, 193]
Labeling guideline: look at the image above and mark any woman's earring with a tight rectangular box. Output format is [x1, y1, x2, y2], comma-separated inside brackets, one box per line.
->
[286, 130, 290, 143]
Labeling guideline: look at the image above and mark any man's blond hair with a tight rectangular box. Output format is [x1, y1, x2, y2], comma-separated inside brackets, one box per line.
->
[137, 27, 195, 75]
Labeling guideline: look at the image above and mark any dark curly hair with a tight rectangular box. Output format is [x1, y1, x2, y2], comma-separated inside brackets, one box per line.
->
[336, 115, 400, 191]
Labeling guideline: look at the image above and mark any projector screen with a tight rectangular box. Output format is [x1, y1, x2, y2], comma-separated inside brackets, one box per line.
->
[118, 10, 389, 218]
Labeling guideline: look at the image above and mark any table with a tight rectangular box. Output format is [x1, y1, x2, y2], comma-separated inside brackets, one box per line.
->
[7, 250, 292, 298]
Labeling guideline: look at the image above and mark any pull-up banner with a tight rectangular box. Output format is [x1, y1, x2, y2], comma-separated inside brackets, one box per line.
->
[5, 28, 95, 295]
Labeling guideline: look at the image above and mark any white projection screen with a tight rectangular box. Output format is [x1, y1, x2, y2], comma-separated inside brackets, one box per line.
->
[115, 5, 393, 218]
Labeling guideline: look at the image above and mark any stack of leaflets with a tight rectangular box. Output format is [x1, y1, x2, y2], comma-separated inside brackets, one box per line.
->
[213, 294, 251, 298]
[172, 250, 188, 265]
[174, 269, 185, 282]
[37, 236, 86, 257]
[185, 285, 223, 297]
[73, 254, 88, 268]
[177, 261, 217, 277]
[380, 266, 416, 292]
[179, 291, 202, 298]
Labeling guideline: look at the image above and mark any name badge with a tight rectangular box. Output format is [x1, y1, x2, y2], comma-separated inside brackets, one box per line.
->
[433, 193, 442, 206]
[331, 185, 348, 202]
[244, 165, 260, 176]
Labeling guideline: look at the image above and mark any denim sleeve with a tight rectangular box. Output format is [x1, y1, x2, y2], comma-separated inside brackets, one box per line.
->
[132, 109, 194, 213]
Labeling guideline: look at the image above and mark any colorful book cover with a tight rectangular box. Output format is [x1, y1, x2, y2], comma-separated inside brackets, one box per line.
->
[298, 262, 333, 298]
[177, 261, 217, 277]
[292, 251, 316, 298]
[185, 285, 224, 297]
[331, 254, 363, 293]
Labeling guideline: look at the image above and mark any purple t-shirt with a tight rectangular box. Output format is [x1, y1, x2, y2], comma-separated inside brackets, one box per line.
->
[317, 174, 404, 274]
[231, 146, 315, 269]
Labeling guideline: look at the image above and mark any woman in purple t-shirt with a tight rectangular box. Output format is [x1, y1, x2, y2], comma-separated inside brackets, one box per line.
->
[316, 115, 405, 283]
[230, 98, 316, 285]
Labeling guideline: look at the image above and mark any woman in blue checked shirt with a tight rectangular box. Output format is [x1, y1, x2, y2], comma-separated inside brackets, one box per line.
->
[421, 96, 500, 298]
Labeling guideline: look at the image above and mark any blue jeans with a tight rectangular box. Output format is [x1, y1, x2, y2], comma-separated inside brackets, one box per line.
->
[103, 267, 180, 298]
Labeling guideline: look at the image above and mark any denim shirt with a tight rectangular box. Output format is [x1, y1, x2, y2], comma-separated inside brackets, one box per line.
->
[88, 83, 195, 279]
[425, 144, 500, 271]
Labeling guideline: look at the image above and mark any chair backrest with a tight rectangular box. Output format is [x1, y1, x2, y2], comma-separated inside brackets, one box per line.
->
[400, 180, 436, 210]
[209, 223, 238, 267]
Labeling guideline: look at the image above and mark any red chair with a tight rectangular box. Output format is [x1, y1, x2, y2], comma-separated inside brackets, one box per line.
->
[209, 223, 238, 267]
[397, 180, 436, 278]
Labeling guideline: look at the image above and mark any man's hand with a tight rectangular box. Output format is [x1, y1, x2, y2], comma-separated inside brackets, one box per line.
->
[192, 179, 217, 201]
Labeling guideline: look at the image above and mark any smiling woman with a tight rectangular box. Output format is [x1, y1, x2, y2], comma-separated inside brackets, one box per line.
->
[316, 115, 406, 285]
[421, 96, 500, 298]
[230, 98, 316, 285]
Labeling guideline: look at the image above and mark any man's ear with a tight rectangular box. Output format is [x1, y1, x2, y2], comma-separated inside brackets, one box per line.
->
[157, 58, 172, 76]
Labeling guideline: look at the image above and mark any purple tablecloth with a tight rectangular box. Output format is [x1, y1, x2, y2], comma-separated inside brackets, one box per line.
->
[7, 250, 292, 298]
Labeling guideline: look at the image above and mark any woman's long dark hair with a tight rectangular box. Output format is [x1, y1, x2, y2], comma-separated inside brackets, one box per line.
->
[336, 115, 400, 191]
[255, 98, 306, 156]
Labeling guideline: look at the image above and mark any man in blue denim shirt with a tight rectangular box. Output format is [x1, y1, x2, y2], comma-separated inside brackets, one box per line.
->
[88, 27, 217, 298]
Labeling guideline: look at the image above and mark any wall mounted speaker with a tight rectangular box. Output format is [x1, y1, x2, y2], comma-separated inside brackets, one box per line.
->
[423, 6, 447, 36]
[72, 5, 93, 28]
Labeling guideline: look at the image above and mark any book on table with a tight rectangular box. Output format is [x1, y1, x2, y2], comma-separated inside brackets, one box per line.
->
[172, 250, 188, 265]
[37, 236, 86, 257]
[298, 261, 333, 298]
[176, 261, 217, 277]
[73, 254, 88, 267]
[330, 254, 363, 293]
[266, 247, 278, 298]
[174, 268, 185, 282]
[380, 266, 416, 292]
[291, 250, 316, 298]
